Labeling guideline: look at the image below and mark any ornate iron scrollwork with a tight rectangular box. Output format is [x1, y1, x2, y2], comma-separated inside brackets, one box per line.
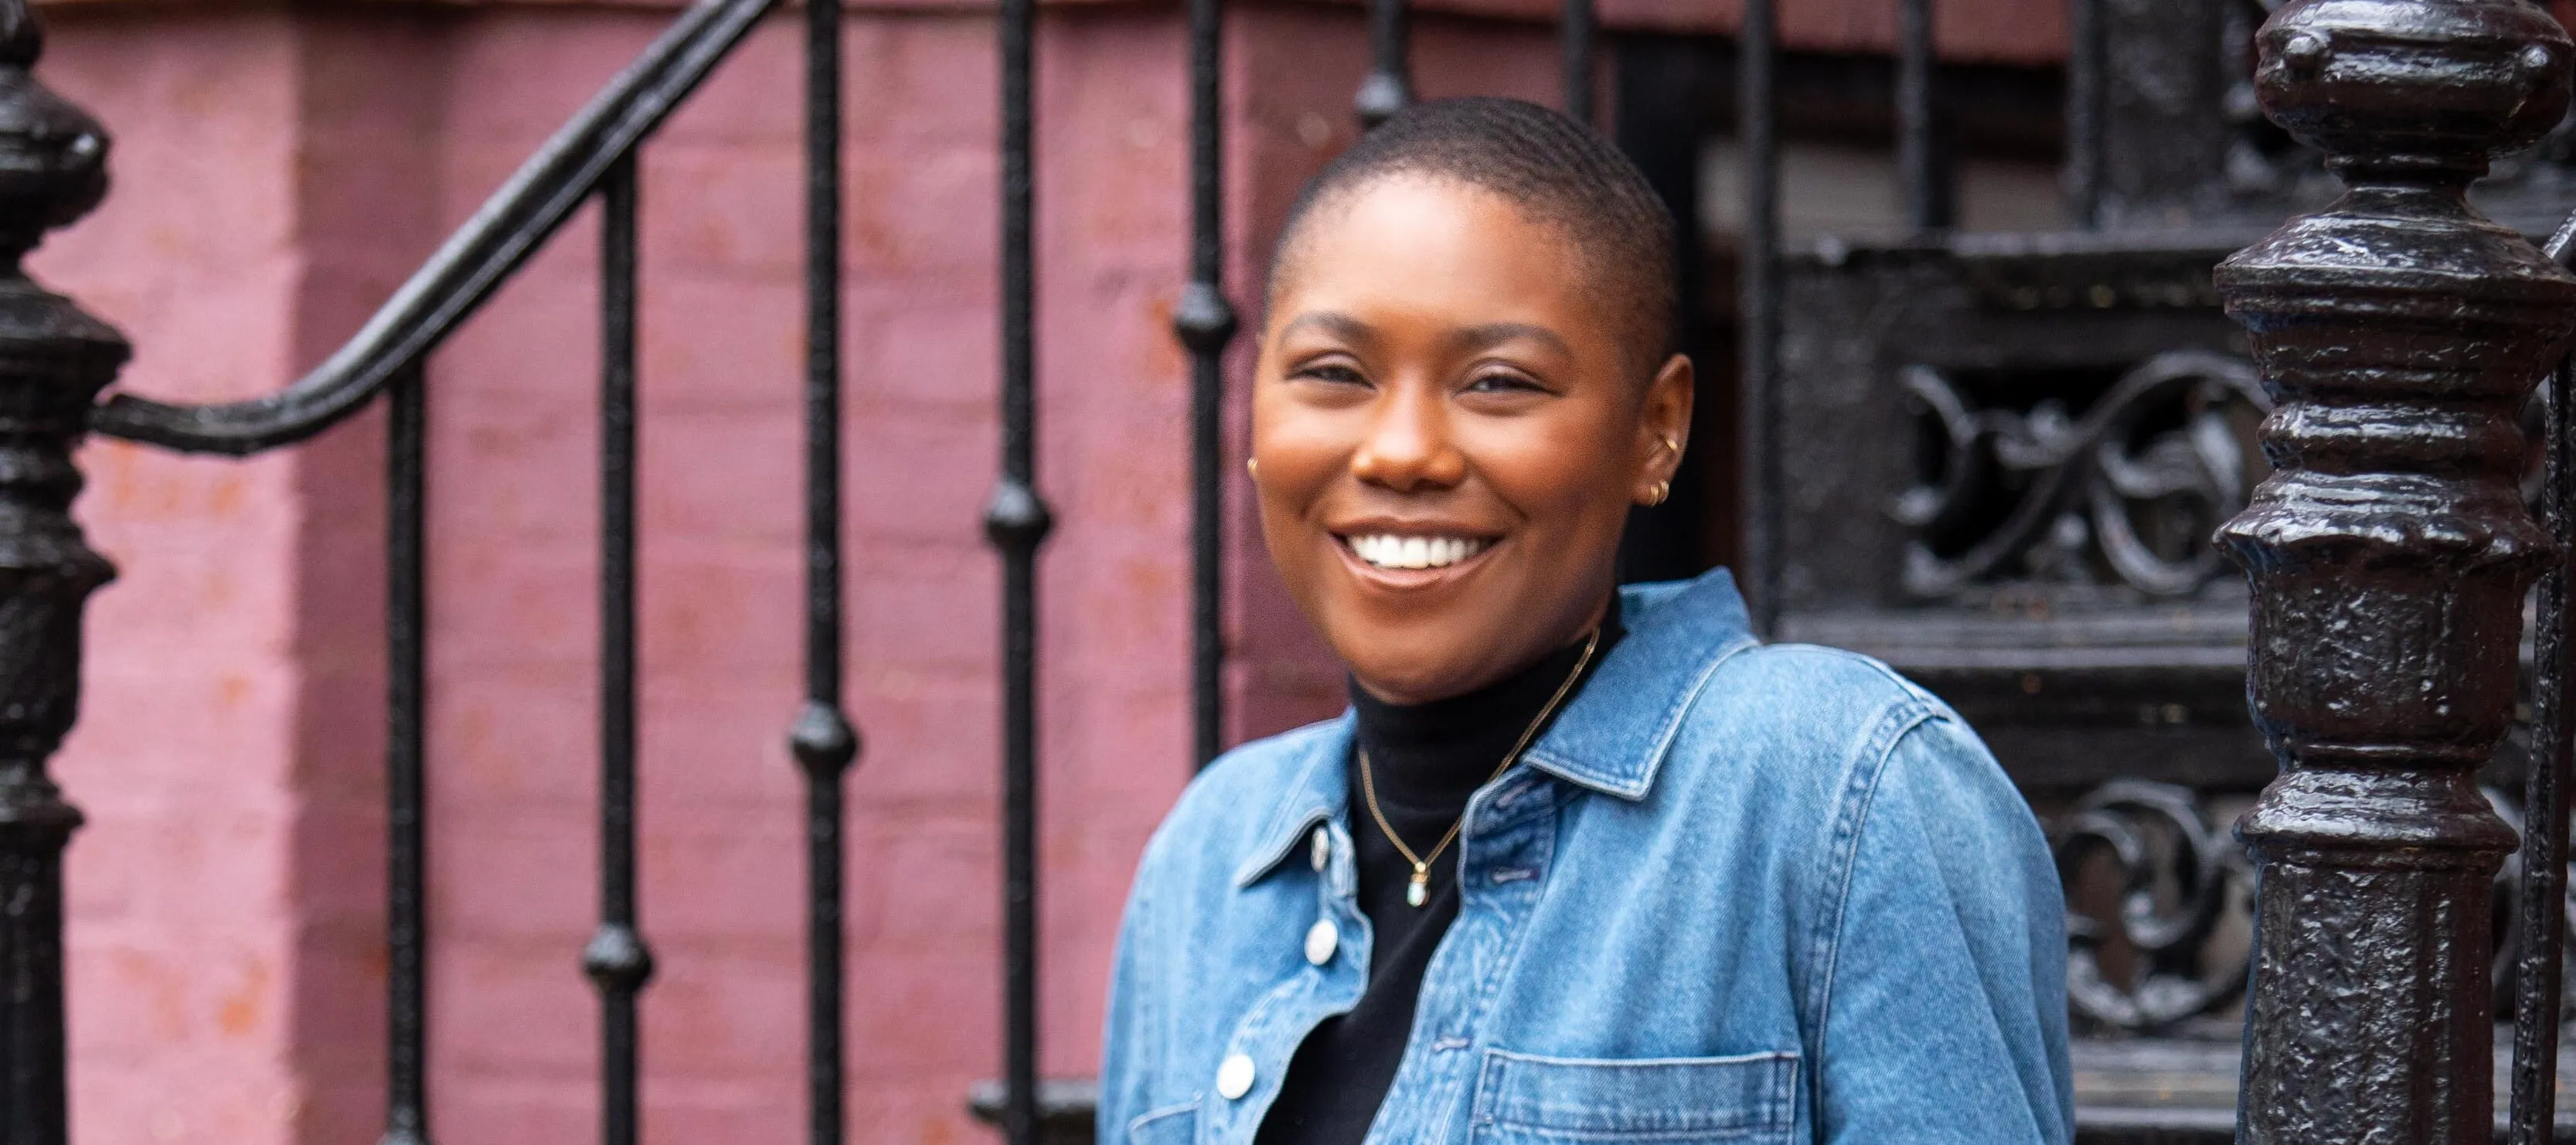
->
[1892, 349, 2268, 601]
[2054, 775, 2576, 1039]
[2054, 780, 2252, 1033]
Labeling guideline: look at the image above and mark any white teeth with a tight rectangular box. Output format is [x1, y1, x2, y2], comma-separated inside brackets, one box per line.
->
[1347, 533, 1488, 571]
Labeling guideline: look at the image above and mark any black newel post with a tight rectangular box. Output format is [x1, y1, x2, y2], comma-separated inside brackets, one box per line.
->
[2214, 1, 2576, 1140]
[0, 3, 124, 1141]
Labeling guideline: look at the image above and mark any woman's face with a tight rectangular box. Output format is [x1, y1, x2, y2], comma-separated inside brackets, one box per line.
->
[1253, 174, 1693, 705]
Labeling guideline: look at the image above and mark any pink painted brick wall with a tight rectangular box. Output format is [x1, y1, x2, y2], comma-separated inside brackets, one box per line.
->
[25, 0, 1993, 1140]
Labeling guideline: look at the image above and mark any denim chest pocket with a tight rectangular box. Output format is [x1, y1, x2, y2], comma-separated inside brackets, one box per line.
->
[1126, 1098, 1198, 1145]
[1468, 1048, 1799, 1143]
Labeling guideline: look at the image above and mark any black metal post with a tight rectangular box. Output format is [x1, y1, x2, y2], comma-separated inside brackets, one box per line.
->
[1896, 0, 1953, 233]
[788, 0, 859, 1142]
[2509, 219, 2576, 1145]
[1175, 0, 1235, 771]
[985, 0, 1052, 1140]
[1354, 0, 1411, 129]
[1561, 0, 1595, 124]
[582, 154, 655, 1145]
[2214, 2, 2576, 1141]
[383, 360, 430, 1145]
[1737, 0, 1780, 637]
[2064, 0, 2102, 228]
[0, 8, 122, 1140]
[2511, 359, 2575, 1145]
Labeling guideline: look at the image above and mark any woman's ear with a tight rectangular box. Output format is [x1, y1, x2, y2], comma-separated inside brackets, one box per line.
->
[1635, 353, 1695, 503]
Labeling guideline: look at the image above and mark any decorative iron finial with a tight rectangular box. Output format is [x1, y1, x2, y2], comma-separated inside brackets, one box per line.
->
[0, 0, 103, 273]
[0, 0, 41, 68]
[2214, 0, 2576, 1140]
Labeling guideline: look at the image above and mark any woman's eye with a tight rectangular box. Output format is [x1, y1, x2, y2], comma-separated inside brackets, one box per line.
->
[1292, 363, 1369, 387]
[1465, 372, 1547, 395]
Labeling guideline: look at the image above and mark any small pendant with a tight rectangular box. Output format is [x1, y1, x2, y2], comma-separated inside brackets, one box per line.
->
[1406, 867, 1429, 908]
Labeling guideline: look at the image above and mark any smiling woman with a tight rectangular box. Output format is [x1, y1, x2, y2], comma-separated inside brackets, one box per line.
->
[1098, 98, 2073, 1145]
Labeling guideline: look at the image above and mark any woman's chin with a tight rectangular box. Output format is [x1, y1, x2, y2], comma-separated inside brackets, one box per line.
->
[1343, 655, 1506, 707]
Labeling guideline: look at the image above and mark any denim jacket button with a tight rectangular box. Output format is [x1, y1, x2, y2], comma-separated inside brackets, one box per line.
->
[1305, 918, 1339, 966]
[1217, 1053, 1257, 1100]
[1310, 827, 1330, 871]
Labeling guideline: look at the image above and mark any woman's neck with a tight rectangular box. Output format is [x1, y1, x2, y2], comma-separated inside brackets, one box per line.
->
[1349, 596, 1624, 806]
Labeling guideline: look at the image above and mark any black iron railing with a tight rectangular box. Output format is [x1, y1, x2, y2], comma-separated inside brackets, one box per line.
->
[13, 0, 865, 1139]
[1178, 0, 1236, 771]
[988, 0, 1050, 1136]
[2516, 219, 2576, 1145]
[1737, 0, 1781, 638]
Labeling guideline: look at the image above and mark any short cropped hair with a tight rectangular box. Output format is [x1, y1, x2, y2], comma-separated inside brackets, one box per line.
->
[1267, 97, 1679, 375]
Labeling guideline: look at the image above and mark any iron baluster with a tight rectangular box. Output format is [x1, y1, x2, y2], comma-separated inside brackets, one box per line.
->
[2510, 366, 2575, 1145]
[582, 154, 656, 1145]
[986, 0, 1053, 1138]
[383, 360, 431, 1145]
[2213, 2, 2576, 1140]
[1737, 0, 1781, 637]
[2064, 0, 2103, 228]
[1176, 0, 1237, 770]
[1561, 0, 1595, 124]
[1354, 0, 1411, 129]
[2507, 218, 2576, 1145]
[1896, 0, 1954, 233]
[0, 7, 121, 1138]
[789, 0, 861, 1140]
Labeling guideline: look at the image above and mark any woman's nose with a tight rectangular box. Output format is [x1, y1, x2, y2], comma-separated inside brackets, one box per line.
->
[1349, 387, 1466, 492]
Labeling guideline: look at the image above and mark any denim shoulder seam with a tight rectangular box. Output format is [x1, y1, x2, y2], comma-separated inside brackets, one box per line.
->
[1800, 697, 1938, 1126]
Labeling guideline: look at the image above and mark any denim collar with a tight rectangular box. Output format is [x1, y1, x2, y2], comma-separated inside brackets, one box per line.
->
[1231, 568, 1758, 888]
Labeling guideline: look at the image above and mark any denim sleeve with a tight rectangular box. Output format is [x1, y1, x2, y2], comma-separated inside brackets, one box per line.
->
[1817, 711, 2074, 1145]
[1097, 828, 1166, 1145]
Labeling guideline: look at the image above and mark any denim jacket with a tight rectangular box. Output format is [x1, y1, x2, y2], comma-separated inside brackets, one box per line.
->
[1098, 569, 2073, 1145]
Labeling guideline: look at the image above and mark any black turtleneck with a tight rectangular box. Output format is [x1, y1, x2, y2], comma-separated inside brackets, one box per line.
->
[1254, 600, 1625, 1145]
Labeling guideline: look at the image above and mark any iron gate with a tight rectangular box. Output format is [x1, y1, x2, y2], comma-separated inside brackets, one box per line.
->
[0, 0, 2566, 1140]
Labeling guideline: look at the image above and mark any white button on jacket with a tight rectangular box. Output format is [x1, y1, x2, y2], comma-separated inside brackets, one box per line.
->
[1215, 1053, 1256, 1100]
[1305, 918, 1339, 966]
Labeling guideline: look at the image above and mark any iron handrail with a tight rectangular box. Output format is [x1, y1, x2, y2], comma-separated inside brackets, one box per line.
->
[84, 0, 778, 455]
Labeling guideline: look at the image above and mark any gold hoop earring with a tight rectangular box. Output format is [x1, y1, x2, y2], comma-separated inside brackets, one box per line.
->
[1659, 434, 1680, 458]
[1245, 457, 1261, 481]
[1643, 479, 1671, 507]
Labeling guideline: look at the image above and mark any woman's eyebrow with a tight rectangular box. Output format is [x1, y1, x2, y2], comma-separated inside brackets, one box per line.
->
[1278, 312, 1373, 344]
[1445, 322, 1572, 360]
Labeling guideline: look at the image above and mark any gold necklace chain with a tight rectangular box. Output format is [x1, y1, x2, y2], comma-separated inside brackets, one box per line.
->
[1357, 626, 1601, 908]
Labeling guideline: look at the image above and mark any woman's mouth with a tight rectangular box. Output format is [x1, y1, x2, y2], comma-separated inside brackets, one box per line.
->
[1339, 533, 1494, 574]
[1346, 533, 1489, 569]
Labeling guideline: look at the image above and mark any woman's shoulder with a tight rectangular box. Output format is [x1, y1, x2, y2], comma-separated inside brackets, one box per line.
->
[1665, 639, 2003, 814]
[1707, 640, 1943, 731]
[1575, 571, 1986, 809]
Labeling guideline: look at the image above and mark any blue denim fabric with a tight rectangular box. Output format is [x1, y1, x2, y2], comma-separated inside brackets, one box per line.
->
[1098, 568, 2073, 1145]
